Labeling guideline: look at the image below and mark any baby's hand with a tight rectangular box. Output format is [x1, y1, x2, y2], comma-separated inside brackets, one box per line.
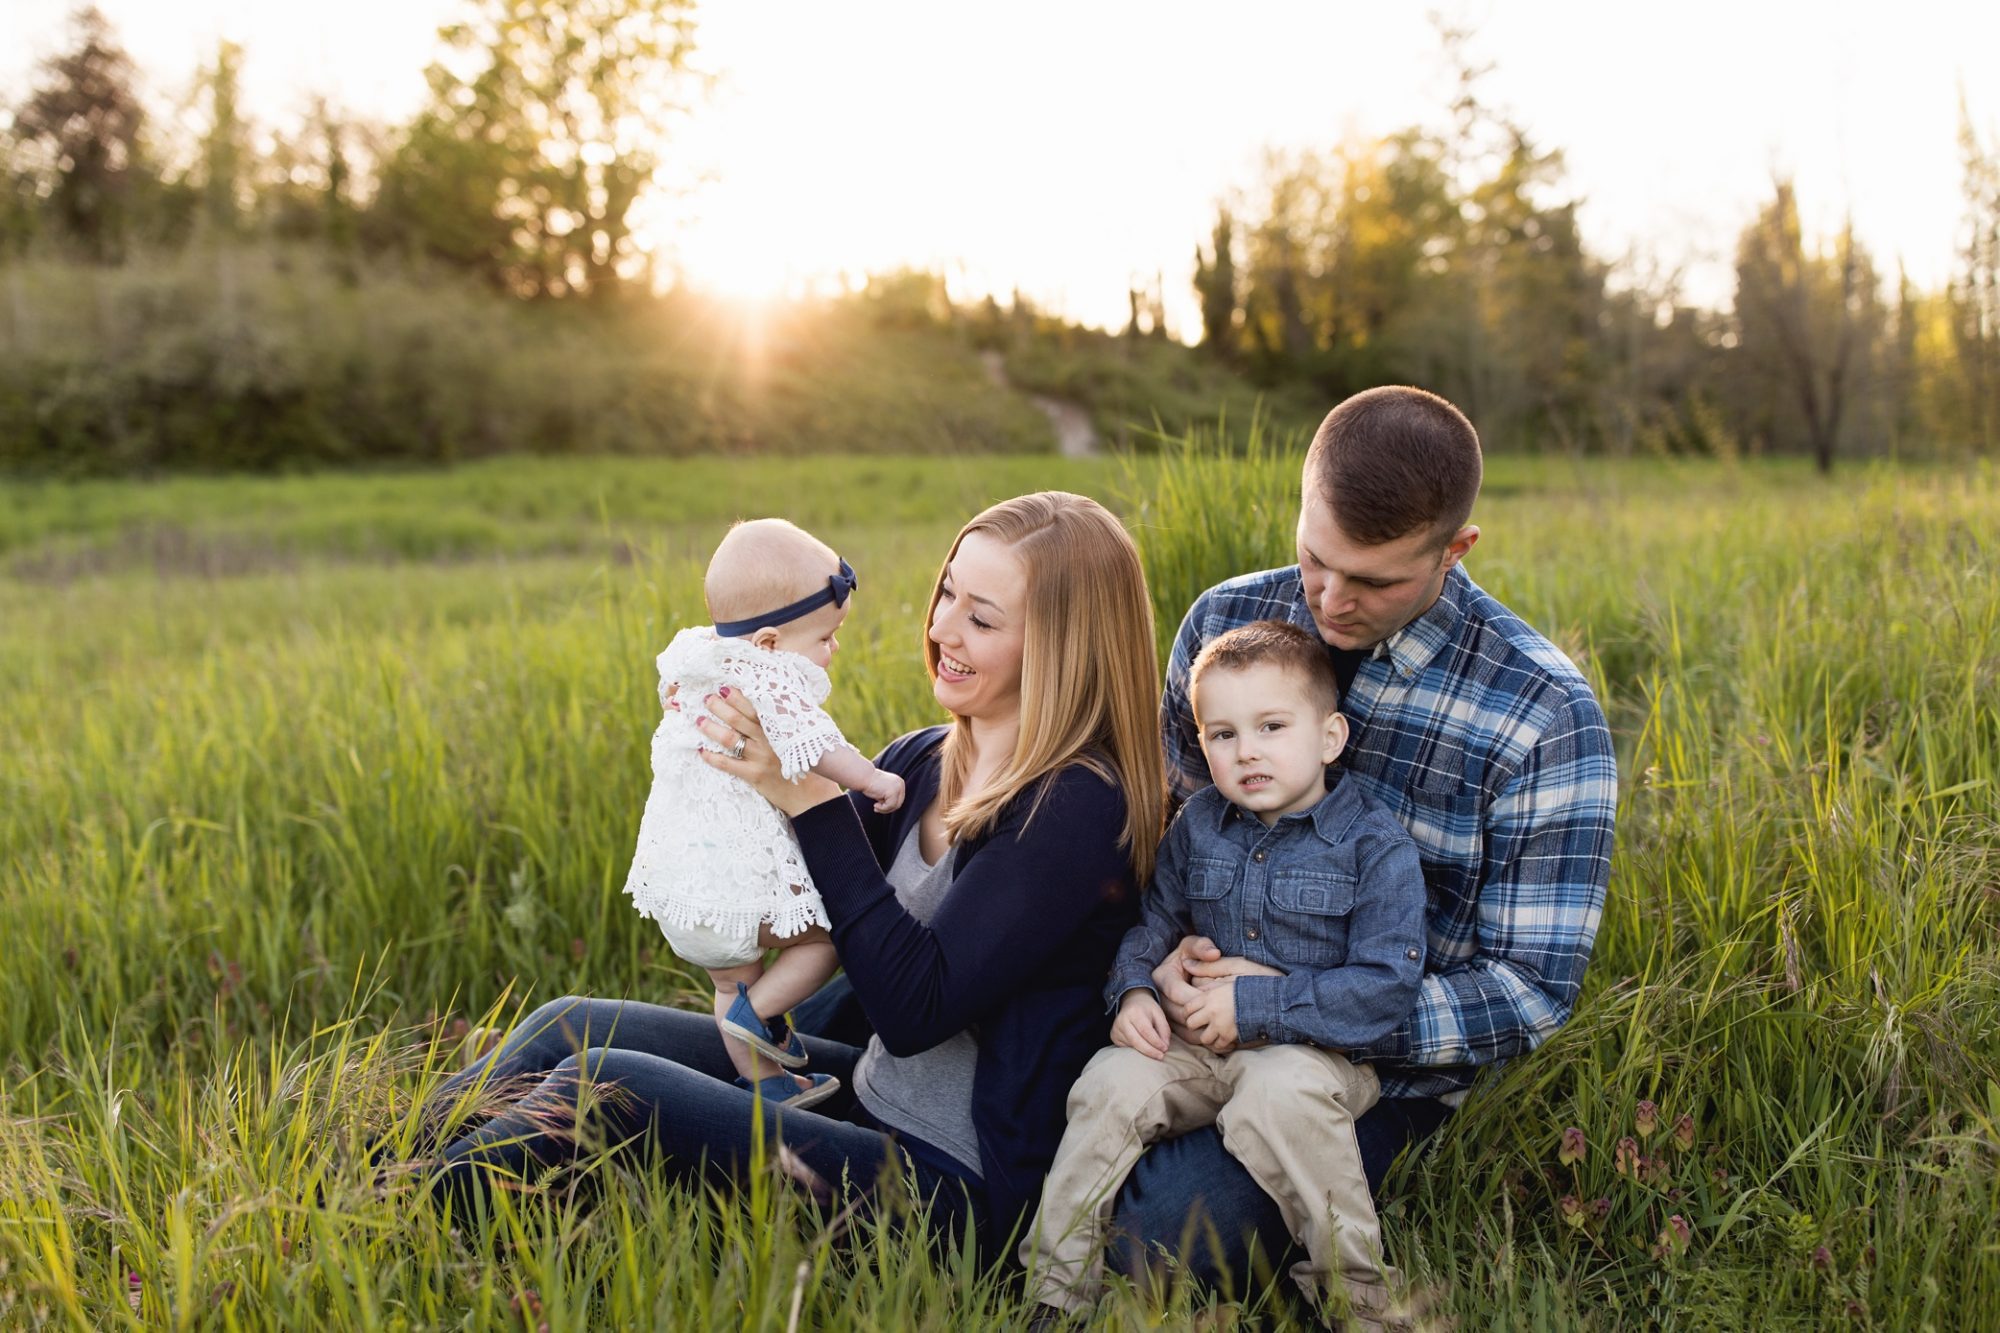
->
[860, 769, 905, 813]
[1110, 990, 1171, 1060]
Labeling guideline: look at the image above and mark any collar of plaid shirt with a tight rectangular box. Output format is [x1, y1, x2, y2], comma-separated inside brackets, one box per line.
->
[1371, 563, 1469, 681]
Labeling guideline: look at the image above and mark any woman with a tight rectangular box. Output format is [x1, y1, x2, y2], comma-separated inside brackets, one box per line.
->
[415, 492, 1165, 1253]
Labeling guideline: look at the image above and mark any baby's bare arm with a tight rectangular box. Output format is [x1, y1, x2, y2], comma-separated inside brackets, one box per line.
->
[810, 746, 879, 789]
[809, 745, 904, 812]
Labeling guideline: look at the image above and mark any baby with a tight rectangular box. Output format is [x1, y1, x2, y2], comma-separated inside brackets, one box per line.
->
[1021, 620, 1427, 1326]
[624, 518, 903, 1108]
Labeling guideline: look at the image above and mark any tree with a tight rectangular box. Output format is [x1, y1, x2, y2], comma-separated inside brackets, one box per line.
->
[376, 0, 699, 297]
[1733, 179, 1883, 472]
[1192, 206, 1238, 354]
[194, 39, 251, 236]
[9, 6, 148, 260]
[1950, 94, 2000, 453]
[263, 100, 370, 256]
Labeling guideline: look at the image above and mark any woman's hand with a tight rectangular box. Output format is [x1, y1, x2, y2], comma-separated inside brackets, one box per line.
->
[695, 688, 843, 817]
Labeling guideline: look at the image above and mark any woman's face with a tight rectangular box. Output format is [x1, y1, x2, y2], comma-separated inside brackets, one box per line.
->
[929, 530, 1028, 725]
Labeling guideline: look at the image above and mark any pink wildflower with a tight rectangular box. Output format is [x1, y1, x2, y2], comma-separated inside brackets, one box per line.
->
[1635, 1099, 1660, 1139]
[1614, 1137, 1640, 1177]
[1671, 1113, 1695, 1152]
[1559, 1126, 1587, 1167]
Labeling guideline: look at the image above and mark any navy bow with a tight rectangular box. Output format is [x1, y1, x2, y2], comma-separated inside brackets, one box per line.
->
[715, 558, 857, 638]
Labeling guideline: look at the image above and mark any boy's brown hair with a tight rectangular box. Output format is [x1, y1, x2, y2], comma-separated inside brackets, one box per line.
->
[1305, 385, 1482, 546]
[1188, 620, 1342, 718]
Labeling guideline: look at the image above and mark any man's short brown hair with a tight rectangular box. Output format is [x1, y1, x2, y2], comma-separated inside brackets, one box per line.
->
[1304, 385, 1482, 546]
[1189, 620, 1341, 717]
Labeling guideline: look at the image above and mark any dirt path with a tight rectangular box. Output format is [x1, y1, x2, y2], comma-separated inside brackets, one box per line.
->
[980, 350, 1100, 458]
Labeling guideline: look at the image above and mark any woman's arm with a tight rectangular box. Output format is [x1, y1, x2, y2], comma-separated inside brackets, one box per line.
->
[791, 772, 1133, 1056]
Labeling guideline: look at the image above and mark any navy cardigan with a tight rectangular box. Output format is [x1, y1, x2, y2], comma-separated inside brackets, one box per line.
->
[789, 726, 1141, 1242]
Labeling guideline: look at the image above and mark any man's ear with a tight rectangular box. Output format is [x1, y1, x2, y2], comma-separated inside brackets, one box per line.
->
[1440, 525, 1480, 571]
[1322, 711, 1350, 766]
[751, 626, 781, 651]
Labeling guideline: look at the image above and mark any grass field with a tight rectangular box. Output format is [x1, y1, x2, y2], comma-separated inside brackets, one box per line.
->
[2, 443, 1996, 1329]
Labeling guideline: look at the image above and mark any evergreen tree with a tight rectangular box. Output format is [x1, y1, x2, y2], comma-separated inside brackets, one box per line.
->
[10, 6, 149, 261]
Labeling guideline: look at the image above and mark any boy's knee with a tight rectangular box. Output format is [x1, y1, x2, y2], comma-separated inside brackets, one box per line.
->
[1226, 1060, 1361, 1126]
[1067, 1045, 1167, 1120]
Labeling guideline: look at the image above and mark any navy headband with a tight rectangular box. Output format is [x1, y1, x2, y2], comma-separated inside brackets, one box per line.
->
[715, 558, 857, 638]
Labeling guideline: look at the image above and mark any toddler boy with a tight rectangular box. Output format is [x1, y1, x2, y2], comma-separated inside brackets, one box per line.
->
[1021, 619, 1427, 1324]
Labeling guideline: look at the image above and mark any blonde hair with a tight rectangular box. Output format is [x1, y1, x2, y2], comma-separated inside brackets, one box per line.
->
[704, 518, 840, 624]
[927, 492, 1165, 884]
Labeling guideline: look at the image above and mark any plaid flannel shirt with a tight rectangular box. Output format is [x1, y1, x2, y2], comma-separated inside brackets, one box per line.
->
[1161, 564, 1617, 1104]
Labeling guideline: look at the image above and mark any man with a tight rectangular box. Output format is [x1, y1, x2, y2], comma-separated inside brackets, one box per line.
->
[1108, 385, 1618, 1293]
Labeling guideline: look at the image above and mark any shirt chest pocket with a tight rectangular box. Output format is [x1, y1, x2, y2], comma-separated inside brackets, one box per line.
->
[1182, 857, 1242, 947]
[1266, 869, 1356, 969]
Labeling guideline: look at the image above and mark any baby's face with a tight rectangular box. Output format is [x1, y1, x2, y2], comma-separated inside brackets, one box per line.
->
[772, 599, 850, 669]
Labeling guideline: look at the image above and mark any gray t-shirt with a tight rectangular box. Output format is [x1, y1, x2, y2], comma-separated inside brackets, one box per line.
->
[851, 824, 982, 1177]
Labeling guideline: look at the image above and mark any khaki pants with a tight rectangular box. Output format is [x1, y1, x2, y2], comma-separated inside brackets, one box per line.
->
[1022, 1037, 1391, 1313]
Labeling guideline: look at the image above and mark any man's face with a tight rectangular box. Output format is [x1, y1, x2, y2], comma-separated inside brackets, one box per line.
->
[1295, 490, 1478, 651]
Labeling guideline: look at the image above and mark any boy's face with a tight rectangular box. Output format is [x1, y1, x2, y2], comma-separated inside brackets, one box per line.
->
[1194, 663, 1349, 826]
[764, 599, 850, 669]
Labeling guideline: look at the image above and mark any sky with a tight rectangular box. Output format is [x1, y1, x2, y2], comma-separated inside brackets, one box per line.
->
[6, 0, 1996, 333]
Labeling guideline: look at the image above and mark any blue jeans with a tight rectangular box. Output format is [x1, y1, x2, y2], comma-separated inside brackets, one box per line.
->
[421, 995, 984, 1245]
[793, 976, 1453, 1294]
[1101, 1098, 1455, 1293]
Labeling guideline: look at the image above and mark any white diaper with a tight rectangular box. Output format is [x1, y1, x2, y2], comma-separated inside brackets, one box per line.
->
[660, 918, 764, 970]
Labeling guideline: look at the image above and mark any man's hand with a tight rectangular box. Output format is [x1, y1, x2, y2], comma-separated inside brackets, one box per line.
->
[1152, 936, 1285, 1044]
[1110, 990, 1172, 1060]
[1182, 978, 1239, 1051]
[1149, 937, 1212, 1033]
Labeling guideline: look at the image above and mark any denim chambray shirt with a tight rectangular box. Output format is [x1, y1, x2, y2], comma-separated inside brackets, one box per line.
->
[1106, 772, 1427, 1052]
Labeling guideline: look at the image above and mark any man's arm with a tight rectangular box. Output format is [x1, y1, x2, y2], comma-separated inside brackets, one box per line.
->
[1233, 831, 1428, 1050]
[1352, 691, 1618, 1068]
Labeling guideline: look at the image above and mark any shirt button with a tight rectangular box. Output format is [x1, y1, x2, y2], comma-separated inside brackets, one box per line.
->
[1253, 850, 1266, 863]
[1406, 948, 1420, 960]
[1246, 928, 1259, 940]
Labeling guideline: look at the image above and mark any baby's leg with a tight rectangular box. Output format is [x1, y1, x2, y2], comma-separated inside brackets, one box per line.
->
[708, 960, 772, 1087]
[1214, 1045, 1390, 1320]
[1021, 1037, 1230, 1313]
[750, 924, 837, 1027]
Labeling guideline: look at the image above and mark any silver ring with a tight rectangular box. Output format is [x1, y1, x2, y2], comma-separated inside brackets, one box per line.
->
[728, 738, 747, 759]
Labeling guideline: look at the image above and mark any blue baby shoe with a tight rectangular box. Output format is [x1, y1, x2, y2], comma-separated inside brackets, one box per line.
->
[720, 982, 809, 1068]
[736, 1071, 841, 1111]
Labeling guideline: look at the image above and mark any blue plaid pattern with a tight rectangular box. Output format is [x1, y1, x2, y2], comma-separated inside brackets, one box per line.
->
[1161, 564, 1618, 1103]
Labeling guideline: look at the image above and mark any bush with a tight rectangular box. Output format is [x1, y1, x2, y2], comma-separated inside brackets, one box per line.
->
[0, 248, 1055, 473]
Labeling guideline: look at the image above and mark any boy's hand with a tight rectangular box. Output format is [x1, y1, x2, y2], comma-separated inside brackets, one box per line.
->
[1110, 990, 1171, 1060]
[860, 769, 905, 813]
[1182, 978, 1240, 1051]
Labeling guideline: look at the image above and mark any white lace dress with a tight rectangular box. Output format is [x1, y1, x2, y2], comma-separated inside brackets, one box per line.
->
[622, 627, 851, 942]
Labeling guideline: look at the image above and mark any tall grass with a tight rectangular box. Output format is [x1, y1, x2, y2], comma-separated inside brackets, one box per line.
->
[2, 445, 1996, 1327]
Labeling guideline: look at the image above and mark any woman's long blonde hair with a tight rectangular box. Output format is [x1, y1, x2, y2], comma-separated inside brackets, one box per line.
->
[929, 492, 1165, 884]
